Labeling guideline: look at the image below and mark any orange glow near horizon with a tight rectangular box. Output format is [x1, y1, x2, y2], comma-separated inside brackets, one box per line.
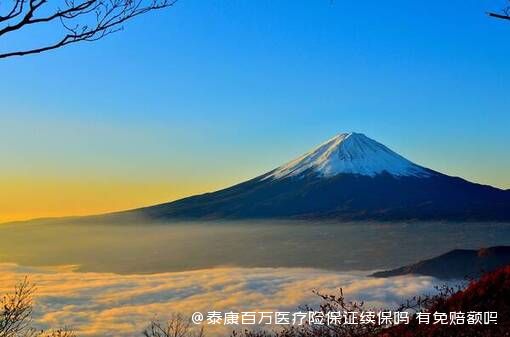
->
[0, 176, 232, 223]
[2, 168, 509, 223]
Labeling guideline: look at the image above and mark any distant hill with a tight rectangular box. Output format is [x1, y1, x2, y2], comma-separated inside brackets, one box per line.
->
[372, 246, 510, 279]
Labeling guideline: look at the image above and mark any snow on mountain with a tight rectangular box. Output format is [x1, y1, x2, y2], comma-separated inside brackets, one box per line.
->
[265, 132, 433, 179]
[85, 131, 510, 222]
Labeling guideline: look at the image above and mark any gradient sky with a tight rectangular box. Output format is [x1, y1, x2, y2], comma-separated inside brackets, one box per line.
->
[1, 0, 510, 222]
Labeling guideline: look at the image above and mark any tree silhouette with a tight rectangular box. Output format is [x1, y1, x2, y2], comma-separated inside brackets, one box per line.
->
[0, 0, 177, 59]
[143, 314, 206, 337]
[488, 1, 510, 21]
[0, 277, 76, 337]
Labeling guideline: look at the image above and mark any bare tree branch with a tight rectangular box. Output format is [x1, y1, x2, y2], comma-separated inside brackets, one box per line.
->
[488, 12, 510, 21]
[0, 0, 178, 59]
[0, 277, 38, 337]
[143, 314, 206, 337]
[487, 1, 510, 21]
[0, 278, 77, 337]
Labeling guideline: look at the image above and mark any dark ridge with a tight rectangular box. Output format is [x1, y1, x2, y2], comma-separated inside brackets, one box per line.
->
[372, 246, 510, 279]
[127, 172, 510, 222]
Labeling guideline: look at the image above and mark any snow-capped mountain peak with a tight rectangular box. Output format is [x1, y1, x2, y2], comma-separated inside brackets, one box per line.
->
[265, 132, 432, 179]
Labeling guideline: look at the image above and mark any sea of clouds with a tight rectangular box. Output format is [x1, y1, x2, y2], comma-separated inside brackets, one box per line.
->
[0, 263, 439, 337]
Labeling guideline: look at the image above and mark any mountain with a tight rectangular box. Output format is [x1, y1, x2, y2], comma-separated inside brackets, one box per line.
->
[265, 132, 432, 179]
[128, 132, 510, 221]
[372, 246, 510, 279]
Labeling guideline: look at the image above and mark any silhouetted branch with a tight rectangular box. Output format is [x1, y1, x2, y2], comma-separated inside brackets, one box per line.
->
[488, 12, 510, 21]
[0, 278, 76, 337]
[0, 0, 178, 59]
[143, 314, 205, 337]
[487, 2, 510, 21]
[0, 277, 37, 337]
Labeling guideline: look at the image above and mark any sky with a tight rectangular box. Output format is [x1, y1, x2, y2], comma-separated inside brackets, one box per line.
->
[1, 0, 510, 222]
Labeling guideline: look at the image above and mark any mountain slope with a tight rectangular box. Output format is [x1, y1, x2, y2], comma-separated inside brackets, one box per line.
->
[129, 132, 510, 221]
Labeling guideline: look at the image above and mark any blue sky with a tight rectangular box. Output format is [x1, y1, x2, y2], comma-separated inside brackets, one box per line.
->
[1, 0, 509, 220]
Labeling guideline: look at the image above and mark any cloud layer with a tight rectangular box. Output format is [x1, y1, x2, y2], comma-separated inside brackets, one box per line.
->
[0, 263, 438, 337]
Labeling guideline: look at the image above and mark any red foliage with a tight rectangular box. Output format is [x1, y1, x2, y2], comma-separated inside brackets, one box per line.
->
[383, 266, 510, 337]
